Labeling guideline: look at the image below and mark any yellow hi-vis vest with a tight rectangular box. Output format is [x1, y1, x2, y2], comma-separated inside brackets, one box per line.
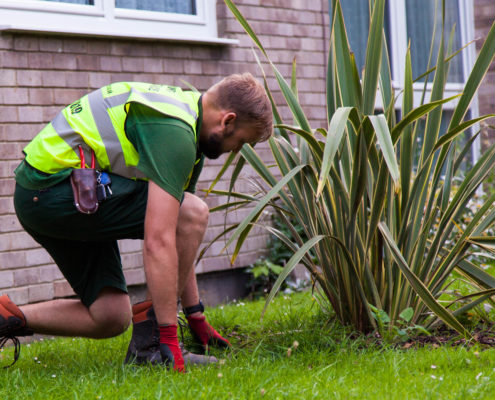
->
[24, 82, 201, 182]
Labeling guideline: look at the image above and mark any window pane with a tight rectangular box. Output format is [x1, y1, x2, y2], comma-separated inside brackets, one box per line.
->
[406, 0, 464, 83]
[339, 0, 369, 75]
[115, 0, 196, 15]
[333, 1, 391, 78]
[39, 0, 94, 4]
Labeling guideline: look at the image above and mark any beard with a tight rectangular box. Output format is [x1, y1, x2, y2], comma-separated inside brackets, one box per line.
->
[199, 132, 224, 159]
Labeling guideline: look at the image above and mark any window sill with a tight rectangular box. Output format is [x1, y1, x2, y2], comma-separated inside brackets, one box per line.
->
[0, 24, 238, 45]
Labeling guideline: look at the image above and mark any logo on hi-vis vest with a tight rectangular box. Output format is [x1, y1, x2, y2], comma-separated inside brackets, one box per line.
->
[70, 101, 83, 114]
[148, 84, 162, 93]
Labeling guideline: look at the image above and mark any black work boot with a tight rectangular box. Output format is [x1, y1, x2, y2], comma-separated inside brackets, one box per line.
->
[124, 301, 217, 366]
[124, 300, 161, 365]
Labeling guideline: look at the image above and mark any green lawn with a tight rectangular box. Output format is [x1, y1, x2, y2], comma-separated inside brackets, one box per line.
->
[2, 291, 495, 399]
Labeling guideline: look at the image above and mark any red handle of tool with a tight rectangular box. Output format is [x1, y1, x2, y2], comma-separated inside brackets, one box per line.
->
[78, 145, 85, 168]
[78, 145, 95, 169]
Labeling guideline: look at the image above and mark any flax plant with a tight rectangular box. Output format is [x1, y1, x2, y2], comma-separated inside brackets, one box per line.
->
[208, 0, 495, 335]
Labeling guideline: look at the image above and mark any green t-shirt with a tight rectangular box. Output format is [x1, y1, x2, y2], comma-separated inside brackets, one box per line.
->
[15, 102, 204, 202]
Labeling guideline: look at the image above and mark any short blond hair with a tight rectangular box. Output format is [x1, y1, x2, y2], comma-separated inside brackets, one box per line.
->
[207, 73, 273, 142]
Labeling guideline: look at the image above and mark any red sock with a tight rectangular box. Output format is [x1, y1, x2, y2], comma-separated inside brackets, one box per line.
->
[187, 315, 231, 349]
[159, 324, 185, 372]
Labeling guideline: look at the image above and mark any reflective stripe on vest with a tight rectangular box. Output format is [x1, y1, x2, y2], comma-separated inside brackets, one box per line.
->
[24, 82, 201, 183]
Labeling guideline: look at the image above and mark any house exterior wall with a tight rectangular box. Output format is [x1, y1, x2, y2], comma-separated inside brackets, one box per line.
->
[0, 1, 330, 305]
[474, 0, 495, 151]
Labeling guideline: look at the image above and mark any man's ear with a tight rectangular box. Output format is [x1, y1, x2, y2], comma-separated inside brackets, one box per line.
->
[221, 112, 237, 129]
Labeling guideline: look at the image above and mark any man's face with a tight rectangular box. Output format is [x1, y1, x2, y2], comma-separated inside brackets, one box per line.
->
[199, 122, 259, 159]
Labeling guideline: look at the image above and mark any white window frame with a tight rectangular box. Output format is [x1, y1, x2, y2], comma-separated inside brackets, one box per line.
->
[0, 0, 237, 45]
[384, 0, 479, 162]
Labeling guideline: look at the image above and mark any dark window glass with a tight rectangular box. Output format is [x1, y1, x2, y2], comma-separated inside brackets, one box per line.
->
[115, 0, 196, 15]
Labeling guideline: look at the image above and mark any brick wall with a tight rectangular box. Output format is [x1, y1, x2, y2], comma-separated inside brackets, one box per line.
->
[474, 0, 495, 150]
[0, 1, 330, 304]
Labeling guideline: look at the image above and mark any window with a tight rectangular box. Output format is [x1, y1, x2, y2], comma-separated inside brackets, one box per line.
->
[0, 0, 236, 44]
[337, 0, 479, 164]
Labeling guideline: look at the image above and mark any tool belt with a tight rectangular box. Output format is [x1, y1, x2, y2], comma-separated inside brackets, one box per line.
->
[70, 146, 112, 214]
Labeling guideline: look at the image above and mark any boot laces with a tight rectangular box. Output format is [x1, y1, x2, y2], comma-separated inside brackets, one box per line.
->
[0, 334, 21, 368]
[177, 314, 188, 344]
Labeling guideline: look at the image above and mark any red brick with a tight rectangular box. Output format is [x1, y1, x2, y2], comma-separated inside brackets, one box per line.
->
[0, 271, 14, 288]
[54, 280, 75, 298]
[65, 71, 90, 89]
[39, 37, 63, 52]
[163, 59, 184, 74]
[0, 213, 22, 233]
[43, 106, 61, 122]
[100, 56, 122, 72]
[28, 283, 54, 303]
[0, 107, 18, 123]
[3, 287, 28, 305]
[1, 87, 29, 105]
[63, 38, 88, 54]
[121, 252, 144, 269]
[111, 41, 152, 57]
[42, 70, 67, 87]
[110, 73, 135, 84]
[28, 53, 55, 69]
[0, 231, 37, 251]
[123, 268, 146, 286]
[29, 88, 54, 105]
[0, 160, 21, 178]
[1, 52, 28, 68]
[17, 69, 42, 86]
[142, 58, 164, 73]
[14, 268, 40, 286]
[87, 40, 111, 55]
[75, 55, 99, 71]
[52, 53, 78, 70]
[0, 249, 26, 269]
[26, 248, 53, 267]
[118, 239, 142, 253]
[18, 106, 44, 123]
[0, 69, 16, 86]
[0, 34, 14, 50]
[39, 265, 63, 282]
[89, 73, 112, 89]
[166, 46, 193, 59]
[0, 198, 14, 214]
[53, 89, 85, 106]
[14, 36, 39, 51]
[201, 255, 233, 272]
[122, 57, 144, 72]
[184, 60, 203, 74]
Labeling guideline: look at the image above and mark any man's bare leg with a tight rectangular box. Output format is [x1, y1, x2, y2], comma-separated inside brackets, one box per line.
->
[141, 192, 208, 307]
[173, 194, 230, 348]
[177, 192, 209, 301]
[20, 287, 131, 338]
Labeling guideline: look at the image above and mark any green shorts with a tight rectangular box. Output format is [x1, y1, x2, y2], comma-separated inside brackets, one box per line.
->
[14, 174, 149, 307]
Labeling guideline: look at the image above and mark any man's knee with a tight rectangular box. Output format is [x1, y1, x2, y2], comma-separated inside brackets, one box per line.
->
[96, 312, 131, 338]
[90, 288, 131, 338]
[179, 194, 209, 233]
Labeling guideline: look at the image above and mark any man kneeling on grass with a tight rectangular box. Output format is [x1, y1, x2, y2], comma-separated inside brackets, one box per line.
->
[0, 73, 273, 372]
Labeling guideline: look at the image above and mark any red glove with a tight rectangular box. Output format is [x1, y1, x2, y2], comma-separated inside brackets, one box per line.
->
[159, 324, 185, 372]
[187, 315, 231, 350]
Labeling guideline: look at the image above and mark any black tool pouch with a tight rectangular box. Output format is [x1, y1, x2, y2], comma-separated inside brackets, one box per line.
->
[70, 168, 99, 214]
